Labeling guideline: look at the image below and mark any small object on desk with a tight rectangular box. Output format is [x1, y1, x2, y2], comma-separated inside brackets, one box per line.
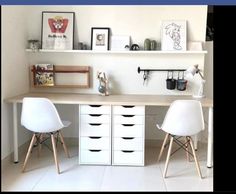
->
[150, 40, 157, 50]
[144, 39, 151, 50]
[97, 71, 109, 96]
[78, 42, 83, 50]
[28, 40, 40, 52]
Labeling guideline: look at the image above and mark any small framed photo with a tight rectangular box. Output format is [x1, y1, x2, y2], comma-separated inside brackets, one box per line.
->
[91, 27, 110, 51]
[41, 11, 75, 50]
[161, 20, 187, 51]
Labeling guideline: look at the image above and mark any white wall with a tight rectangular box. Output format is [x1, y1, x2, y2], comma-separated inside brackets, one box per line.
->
[2, 6, 210, 159]
[1, 6, 31, 160]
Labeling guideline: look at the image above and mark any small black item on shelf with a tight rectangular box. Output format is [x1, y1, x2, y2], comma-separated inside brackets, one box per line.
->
[131, 44, 140, 50]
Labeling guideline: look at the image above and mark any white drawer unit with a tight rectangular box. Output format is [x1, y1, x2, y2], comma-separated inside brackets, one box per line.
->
[79, 104, 111, 165]
[113, 137, 143, 150]
[80, 114, 110, 124]
[113, 115, 144, 124]
[80, 104, 111, 115]
[113, 105, 145, 115]
[113, 150, 144, 166]
[80, 150, 110, 165]
[113, 124, 144, 137]
[112, 105, 145, 166]
[80, 123, 110, 137]
[80, 136, 110, 150]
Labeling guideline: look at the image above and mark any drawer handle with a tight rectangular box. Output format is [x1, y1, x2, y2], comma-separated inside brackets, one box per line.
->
[122, 105, 134, 108]
[89, 105, 102, 107]
[122, 124, 134, 127]
[121, 150, 134, 153]
[89, 114, 102, 117]
[89, 136, 102, 139]
[122, 115, 135, 117]
[89, 123, 102, 126]
[89, 149, 101, 152]
[122, 137, 134, 140]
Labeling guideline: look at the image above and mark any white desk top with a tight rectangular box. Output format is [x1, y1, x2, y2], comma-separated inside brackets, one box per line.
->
[5, 92, 213, 107]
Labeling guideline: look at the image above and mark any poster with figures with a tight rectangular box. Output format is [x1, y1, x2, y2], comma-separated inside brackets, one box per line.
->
[161, 20, 187, 51]
[42, 12, 75, 50]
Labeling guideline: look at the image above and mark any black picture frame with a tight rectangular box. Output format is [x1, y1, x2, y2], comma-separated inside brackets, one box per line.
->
[41, 11, 75, 50]
[91, 27, 110, 51]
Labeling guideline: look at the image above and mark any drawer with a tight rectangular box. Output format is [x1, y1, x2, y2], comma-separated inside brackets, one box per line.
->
[80, 150, 110, 165]
[113, 115, 144, 124]
[113, 150, 144, 166]
[113, 124, 144, 137]
[113, 137, 143, 151]
[80, 123, 110, 137]
[80, 105, 110, 114]
[80, 136, 110, 150]
[80, 114, 110, 124]
[113, 105, 145, 115]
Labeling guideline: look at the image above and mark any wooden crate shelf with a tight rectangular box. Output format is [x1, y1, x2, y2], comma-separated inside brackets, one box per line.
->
[30, 65, 90, 88]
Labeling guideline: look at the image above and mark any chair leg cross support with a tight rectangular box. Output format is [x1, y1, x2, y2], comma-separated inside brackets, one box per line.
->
[159, 134, 202, 179]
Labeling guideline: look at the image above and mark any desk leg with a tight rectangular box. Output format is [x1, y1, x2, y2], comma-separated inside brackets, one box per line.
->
[207, 107, 213, 168]
[13, 102, 19, 163]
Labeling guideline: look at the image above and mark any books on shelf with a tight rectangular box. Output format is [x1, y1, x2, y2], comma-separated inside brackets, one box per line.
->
[34, 64, 54, 86]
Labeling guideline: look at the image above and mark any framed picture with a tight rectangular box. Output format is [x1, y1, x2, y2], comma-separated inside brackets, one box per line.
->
[161, 20, 187, 51]
[41, 11, 75, 50]
[91, 28, 110, 51]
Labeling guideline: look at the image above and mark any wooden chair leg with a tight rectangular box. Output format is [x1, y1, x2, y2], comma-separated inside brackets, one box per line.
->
[38, 133, 44, 156]
[22, 134, 36, 172]
[185, 137, 190, 162]
[188, 137, 202, 179]
[58, 131, 70, 158]
[51, 133, 60, 174]
[163, 136, 174, 178]
[158, 133, 169, 162]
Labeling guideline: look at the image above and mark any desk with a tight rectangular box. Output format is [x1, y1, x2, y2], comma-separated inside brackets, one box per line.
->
[5, 92, 213, 167]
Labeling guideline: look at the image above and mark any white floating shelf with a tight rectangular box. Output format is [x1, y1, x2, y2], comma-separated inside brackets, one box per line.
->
[26, 49, 207, 54]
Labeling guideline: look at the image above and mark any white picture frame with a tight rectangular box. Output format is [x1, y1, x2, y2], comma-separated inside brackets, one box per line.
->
[41, 11, 75, 50]
[161, 20, 187, 51]
[111, 35, 130, 51]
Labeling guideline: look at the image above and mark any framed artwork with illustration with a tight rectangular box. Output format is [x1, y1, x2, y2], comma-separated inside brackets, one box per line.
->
[161, 20, 187, 51]
[41, 11, 75, 50]
[91, 27, 110, 51]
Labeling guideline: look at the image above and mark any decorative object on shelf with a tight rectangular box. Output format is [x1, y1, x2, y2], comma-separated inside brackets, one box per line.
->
[144, 39, 151, 50]
[111, 35, 130, 51]
[161, 20, 187, 51]
[28, 40, 40, 52]
[78, 42, 83, 50]
[91, 27, 110, 51]
[166, 71, 176, 90]
[34, 64, 55, 86]
[97, 72, 109, 96]
[150, 40, 157, 50]
[185, 64, 205, 98]
[176, 71, 187, 91]
[41, 11, 75, 50]
[131, 44, 140, 50]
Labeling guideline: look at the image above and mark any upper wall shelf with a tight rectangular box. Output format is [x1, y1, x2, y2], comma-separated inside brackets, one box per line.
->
[26, 49, 207, 54]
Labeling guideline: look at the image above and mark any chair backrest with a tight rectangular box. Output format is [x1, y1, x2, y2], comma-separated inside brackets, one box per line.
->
[161, 100, 205, 136]
[21, 97, 64, 133]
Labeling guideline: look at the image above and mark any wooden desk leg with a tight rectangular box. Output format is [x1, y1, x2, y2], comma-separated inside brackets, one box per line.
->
[13, 102, 19, 163]
[207, 107, 213, 168]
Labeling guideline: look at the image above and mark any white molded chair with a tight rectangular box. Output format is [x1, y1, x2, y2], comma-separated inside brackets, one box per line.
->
[21, 97, 71, 174]
[157, 100, 204, 179]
